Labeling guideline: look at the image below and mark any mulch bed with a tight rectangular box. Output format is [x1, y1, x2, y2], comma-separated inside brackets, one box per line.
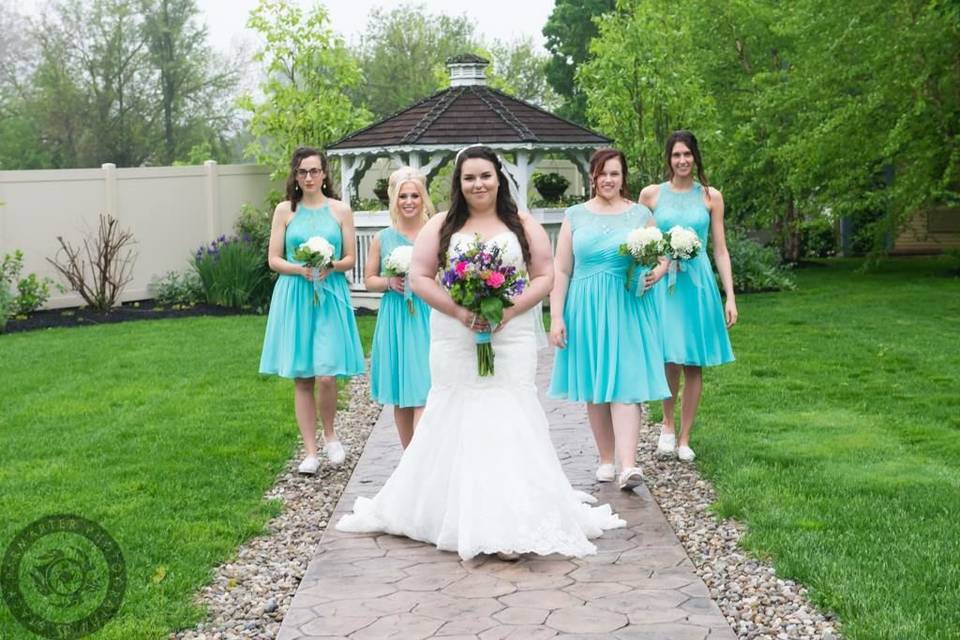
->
[1, 300, 259, 334]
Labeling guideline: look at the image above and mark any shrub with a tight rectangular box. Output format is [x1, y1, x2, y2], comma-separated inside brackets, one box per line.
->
[353, 198, 385, 212]
[844, 208, 886, 256]
[529, 194, 586, 209]
[235, 204, 272, 266]
[532, 172, 570, 201]
[725, 230, 796, 293]
[945, 248, 960, 276]
[800, 217, 836, 258]
[47, 214, 136, 312]
[373, 178, 389, 205]
[0, 274, 12, 332]
[152, 270, 204, 307]
[193, 235, 272, 309]
[2, 250, 55, 315]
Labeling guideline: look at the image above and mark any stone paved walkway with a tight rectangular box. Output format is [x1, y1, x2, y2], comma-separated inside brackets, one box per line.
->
[277, 352, 737, 640]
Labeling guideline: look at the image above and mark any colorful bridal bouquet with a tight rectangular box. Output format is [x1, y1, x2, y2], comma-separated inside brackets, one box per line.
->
[293, 236, 335, 304]
[663, 226, 702, 293]
[619, 226, 666, 297]
[441, 235, 527, 376]
[382, 245, 415, 315]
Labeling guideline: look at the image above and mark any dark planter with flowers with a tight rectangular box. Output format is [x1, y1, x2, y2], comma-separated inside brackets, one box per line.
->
[533, 172, 570, 203]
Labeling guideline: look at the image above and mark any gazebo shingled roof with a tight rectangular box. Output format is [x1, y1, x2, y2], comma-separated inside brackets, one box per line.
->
[329, 85, 609, 149]
[327, 55, 611, 210]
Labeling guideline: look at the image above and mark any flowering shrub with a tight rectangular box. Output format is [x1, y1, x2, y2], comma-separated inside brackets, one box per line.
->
[193, 235, 272, 309]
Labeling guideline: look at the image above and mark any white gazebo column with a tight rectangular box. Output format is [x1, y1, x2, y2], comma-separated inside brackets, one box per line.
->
[499, 150, 542, 211]
[339, 155, 362, 203]
[407, 151, 421, 171]
[567, 150, 593, 198]
[421, 151, 452, 188]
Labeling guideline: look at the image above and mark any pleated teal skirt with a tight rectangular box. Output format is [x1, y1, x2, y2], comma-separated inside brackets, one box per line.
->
[259, 272, 365, 379]
[370, 290, 431, 407]
[549, 271, 671, 404]
[655, 257, 735, 367]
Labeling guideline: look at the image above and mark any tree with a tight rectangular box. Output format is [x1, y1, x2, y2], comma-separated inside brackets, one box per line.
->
[486, 36, 561, 110]
[239, 0, 371, 181]
[31, 0, 157, 167]
[140, 0, 239, 164]
[542, 0, 616, 124]
[1, 0, 240, 169]
[0, 5, 53, 169]
[579, 0, 717, 187]
[580, 0, 960, 260]
[352, 4, 476, 118]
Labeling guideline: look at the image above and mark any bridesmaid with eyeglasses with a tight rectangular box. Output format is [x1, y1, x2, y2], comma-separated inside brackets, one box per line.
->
[259, 146, 365, 475]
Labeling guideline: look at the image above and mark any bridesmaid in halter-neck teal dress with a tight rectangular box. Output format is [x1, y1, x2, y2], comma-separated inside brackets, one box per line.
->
[259, 202, 364, 379]
[653, 182, 735, 367]
[370, 227, 430, 409]
[259, 147, 364, 476]
[365, 167, 436, 448]
[548, 148, 671, 492]
[641, 130, 737, 464]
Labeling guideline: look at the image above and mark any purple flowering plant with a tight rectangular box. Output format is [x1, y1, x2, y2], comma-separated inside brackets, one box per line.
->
[441, 234, 527, 376]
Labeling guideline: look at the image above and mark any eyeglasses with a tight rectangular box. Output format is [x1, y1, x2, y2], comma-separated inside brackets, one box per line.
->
[296, 168, 323, 178]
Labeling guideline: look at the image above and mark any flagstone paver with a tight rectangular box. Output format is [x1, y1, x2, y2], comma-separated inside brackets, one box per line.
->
[277, 352, 736, 639]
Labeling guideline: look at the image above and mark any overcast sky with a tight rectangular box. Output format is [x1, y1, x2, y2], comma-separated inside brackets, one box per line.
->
[13, 0, 556, 54]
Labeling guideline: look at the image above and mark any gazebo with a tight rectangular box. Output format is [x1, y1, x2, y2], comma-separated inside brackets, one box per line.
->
[327, 54, 611, 210]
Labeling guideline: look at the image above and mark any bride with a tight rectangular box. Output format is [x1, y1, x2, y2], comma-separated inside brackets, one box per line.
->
[336, 145, 625, 560]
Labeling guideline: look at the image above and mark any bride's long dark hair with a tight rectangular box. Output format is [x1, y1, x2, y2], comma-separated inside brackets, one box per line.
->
[437, 146, 530, 266]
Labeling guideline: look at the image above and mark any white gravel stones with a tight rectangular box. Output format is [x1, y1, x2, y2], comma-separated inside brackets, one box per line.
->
[174, 374, 381, 640]
[638, 414, 842, 640]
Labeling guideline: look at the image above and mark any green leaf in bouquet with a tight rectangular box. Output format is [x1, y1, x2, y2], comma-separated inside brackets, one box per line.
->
[480, 296, 504, 325]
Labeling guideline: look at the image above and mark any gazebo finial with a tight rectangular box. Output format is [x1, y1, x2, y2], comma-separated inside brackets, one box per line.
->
[446, 53, 489, 87]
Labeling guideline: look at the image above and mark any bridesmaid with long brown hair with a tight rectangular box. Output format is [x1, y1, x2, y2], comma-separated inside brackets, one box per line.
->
[259, 146, 364, 475]
[639, 130, 737, 463]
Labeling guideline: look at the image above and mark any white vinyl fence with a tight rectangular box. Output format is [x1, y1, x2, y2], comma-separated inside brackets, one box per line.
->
[0, 162, 273, 309]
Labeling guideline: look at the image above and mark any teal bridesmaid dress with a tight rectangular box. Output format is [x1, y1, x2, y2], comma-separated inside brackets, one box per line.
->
[259, 203, 364, 378]
[549, 203, 671, 403]
[369, 227, 431, 407]
[653, 182, 735, 367]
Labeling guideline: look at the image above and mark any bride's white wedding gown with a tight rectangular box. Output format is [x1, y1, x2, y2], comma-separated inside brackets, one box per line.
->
[336, 231, 625, 560]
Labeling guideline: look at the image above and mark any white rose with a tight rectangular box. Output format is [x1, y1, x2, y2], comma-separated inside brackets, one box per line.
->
[384, 246, 413, 275]
[303, 236, 334, 261]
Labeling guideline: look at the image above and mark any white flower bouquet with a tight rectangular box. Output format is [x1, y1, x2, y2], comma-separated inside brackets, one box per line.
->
[619, 226, 666, 296]
[293, 236, 335, 304]
[663, 226, 702, 293]
[382, 245, 415, 315]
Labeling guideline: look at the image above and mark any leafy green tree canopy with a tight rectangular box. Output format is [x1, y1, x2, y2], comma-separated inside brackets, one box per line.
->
[239, 0, 372, 182]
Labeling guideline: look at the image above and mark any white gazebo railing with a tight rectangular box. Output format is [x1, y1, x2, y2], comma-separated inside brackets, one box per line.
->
[349, 208, 566, 309]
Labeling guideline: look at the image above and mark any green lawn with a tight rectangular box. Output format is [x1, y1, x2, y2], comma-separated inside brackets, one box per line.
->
[667, 257, 960, 640]
[0, 315, 375, 639]
[2, 259, 958, 639]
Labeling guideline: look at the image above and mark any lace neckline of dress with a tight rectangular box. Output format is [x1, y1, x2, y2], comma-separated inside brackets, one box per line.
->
[296, 201, 330, 212]
[580, 202, 637, 216]
[663, 181, 701, 195]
